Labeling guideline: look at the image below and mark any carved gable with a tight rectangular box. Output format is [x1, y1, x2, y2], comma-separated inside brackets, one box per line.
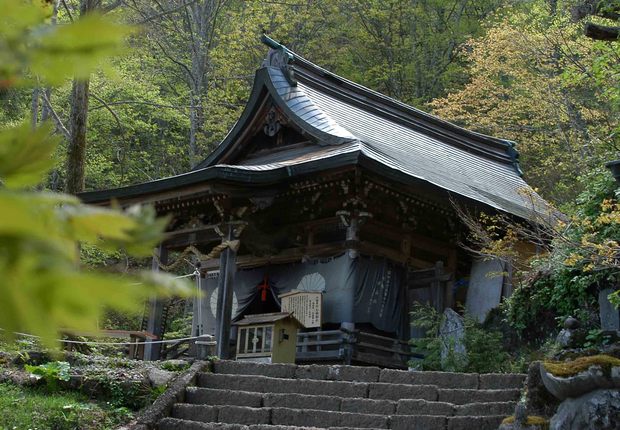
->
[221, 100, 312, 165]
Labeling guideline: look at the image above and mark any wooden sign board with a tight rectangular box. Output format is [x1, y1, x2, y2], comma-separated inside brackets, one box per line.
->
[279, 290, 322, 328]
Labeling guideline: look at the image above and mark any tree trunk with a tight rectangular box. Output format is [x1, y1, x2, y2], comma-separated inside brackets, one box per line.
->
[40, 1, 58, 123]
[40, 88, 52, 122]
[65, 78, 90, 194]
[64, 0, 96, 194]
[186, 0, 216, 168]
[31, 88, 39, 129]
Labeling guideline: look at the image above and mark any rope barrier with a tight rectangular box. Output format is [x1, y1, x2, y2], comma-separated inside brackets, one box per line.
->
[3, 329, 214, 346]
[153, 240, 240, 271]
[129, 270, 200, 286]
[0, 269, 216, 347]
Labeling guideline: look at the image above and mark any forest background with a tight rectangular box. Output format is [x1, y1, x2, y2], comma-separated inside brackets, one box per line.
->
[3, 0, 618, 207]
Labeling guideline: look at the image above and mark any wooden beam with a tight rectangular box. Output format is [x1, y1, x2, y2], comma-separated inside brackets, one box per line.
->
[365, 220, 454, 256]
[201, 236, 435, 272]
[201, 242, 347, 270]
[162, 226, 221, 249]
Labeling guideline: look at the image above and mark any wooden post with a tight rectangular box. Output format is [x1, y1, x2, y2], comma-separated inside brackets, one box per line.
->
[340, 322, 355, 365]
[433, 261, 444, 312]
[144, 245, 168, 361]
[215, 223, 238, 359]
[191, 271, 210, 337]
[346, 214, 359, 259]
[444, 279, 454, 310]
[189, 269, 211, 358]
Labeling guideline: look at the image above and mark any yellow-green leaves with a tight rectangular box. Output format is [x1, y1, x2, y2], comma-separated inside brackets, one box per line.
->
[64, 205, 138, 243]
[0, 188, 193, 347]
[0, 0, 191, 347]
[0, 0, 131, 87]
[62, 203, 170, 257]
[30, 13, 133, 85]
[0, 122, 58, 188]
[0, 0, 49, 87]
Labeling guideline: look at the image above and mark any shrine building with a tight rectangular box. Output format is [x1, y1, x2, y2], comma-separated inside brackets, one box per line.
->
[80, 36, 550, 367]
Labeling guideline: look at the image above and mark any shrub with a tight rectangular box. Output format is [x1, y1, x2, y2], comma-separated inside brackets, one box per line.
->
[25, 361, 70, 391]
[160, 361, 190, 372]
[504, 170, 619, 340]
[409, 303, 511, 373]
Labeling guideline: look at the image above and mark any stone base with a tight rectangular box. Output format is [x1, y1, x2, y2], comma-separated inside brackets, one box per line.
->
[550, 389, 620, 430]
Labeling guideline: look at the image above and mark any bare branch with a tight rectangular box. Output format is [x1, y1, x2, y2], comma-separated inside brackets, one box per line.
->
[89, 99, 242, 111]
[102, 0, 123, 13]
[135, 0, 200, 24]
[60, 0, 74, 22]
[40, 91, 70, 139]
[152, 37, 194, 81]
[89, 92, 123, 130]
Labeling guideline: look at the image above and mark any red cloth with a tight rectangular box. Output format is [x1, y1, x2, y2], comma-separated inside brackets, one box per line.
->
[258, 275, 269, 302]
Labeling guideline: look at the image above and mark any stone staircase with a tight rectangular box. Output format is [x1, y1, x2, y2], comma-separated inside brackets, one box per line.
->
[157, 361, 525, 430]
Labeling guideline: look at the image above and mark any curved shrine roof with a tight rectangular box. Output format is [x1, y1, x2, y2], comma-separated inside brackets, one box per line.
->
[80, 40, 551, 221]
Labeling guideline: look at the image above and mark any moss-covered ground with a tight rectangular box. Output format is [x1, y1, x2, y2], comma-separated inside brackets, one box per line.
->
[0, 382, 132, 430]
[501, 415, 550, 429]
[543, 354, 620, 377]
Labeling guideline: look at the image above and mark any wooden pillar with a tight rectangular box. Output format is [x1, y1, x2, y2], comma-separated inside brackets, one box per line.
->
[346, 214, 359, 258]
[144, 245, 168, 361]
[191, 272, 210, 337]
[433, 261, 444, 312]
[215, 223, 238, 359]
[445, 250, 457, 310]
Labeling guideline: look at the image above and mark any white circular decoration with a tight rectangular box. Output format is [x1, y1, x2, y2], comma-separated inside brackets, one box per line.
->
[297, 273, 326, 292]
[210, 288, 238, 318]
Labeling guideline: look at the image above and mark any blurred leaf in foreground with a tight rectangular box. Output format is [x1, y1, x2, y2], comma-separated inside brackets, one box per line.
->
[0, 0, 191, 348]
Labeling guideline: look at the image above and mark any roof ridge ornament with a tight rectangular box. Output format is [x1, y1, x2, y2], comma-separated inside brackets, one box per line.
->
[501, 139, 524, 177]
[261, 34, 297, 86]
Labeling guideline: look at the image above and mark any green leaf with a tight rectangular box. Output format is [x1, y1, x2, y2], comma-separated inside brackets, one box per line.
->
[138, 271, 194, 298]
[0, 0, 51, 87]
[63, 205, 138, 243]
[30, 14, 133, 85]
[0, 122, 58, 189]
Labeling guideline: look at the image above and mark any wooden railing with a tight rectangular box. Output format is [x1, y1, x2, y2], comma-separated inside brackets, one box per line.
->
[160, 338, 192, 360]
[296, 329, 422, 369]
[296, 329, 346, 361]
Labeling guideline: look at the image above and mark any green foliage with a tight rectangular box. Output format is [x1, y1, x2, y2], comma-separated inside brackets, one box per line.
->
[0, 382, 132, 430]
[25, 360, 70, 391]
[1, 0, 615, 207]
[0, 0, 129, 87]
[409, 303, 511, 373]
[431, 1, 618, 203]
[102, 378, 152, 410]
[0, 122, 57, 188]
[0, 0, 191, 348]
[504, 170, 619, 339]
[162, 302, 192, 340]
[160, 360, 189, 372]
[583, 329, 616, 349]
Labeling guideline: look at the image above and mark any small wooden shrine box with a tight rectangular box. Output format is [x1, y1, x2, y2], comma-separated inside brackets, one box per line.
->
[233, 312, 301, 364]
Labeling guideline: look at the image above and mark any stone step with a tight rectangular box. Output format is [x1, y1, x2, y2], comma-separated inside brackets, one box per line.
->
[436, 388, 520, 405]
[196, 373, 369, 398]
[164, 405, 507, 430]
[172, 405, 390, 429]
[158, 418, 383, 430]
[195, 373, 521, 403]
[212, 361, 526, 390]
[185, 387, 516, 417]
